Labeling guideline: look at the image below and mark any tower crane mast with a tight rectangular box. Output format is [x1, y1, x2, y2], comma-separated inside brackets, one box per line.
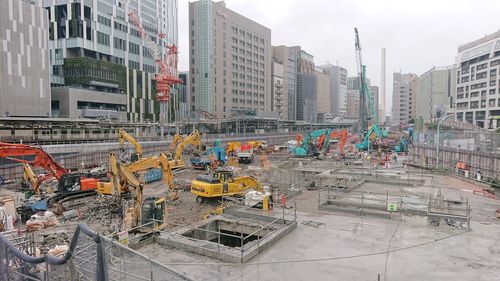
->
[128, 10, 181, 126]
[354, 28, 369, 133]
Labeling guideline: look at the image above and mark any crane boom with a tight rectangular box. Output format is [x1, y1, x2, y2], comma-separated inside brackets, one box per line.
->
[354, 28, 369, 133]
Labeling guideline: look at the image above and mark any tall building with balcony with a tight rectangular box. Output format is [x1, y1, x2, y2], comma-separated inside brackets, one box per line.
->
[38, 0, 178, 121]
[0, 0, 51, 117]
[272, 45, 300, 120]
[455, 31, 500, 129]
[189, 0, 271, 119]
[392, 72, 418, 124]
[416, 66, 456, 122]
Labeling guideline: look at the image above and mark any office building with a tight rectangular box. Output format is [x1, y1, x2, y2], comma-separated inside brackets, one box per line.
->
[177, 72, 191, 121]
[455, 31, 500, 129]
[416, 66, 456, 122]
[370, 85, 380, 122]
[189, 0, 272, 119]
[346, 90, 360, 118]
[38, 0, 178, 121]
[316, 66, 332, 118]
[296, 50, 317, 122]
[271, 61, 285, 119]
[392, 72, 418, 124]
[272, 45, 300, 120]
[380, 48, 386, 122]
[0, 0, 51, 117]
[321, 65, 347, 117]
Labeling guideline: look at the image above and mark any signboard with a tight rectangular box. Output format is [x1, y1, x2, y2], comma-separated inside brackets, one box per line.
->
[118, 231, 129, 246]
[387, 201, 398, 212]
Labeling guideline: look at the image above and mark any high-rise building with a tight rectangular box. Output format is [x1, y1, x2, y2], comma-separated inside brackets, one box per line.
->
[189, 0, 271, 119]
[346, 90, 360, 118]
[380, 48, 386, 122]
[272, 45, 300, 120]
[322, 65, 347, 117]
[369, 85, 379, 122]
[271, 61, 285, 119]
[392, 72, 418, 124]
[455, 31, 500, 129]
[0, 0, 51, 117]
[38, 0, 178, 121]
[296, 50, 317, 122]
[177, 72, 191, 121]
[315, 66, 332, 118]
[416, 66, 456, 122]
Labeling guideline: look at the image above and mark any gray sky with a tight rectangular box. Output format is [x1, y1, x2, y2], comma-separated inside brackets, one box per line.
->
[178, 0, 500, 114]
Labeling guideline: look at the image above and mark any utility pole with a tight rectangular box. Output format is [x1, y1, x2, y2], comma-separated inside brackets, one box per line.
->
[436, 113, 456, 168]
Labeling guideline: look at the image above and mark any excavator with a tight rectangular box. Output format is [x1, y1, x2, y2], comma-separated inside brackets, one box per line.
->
[168, 133, 184, 154]
[0, 142, 101, 206]
[118, 129, 143, 162]
[294, 129, 330, 157]
[191, 168, 263, 203]
[168, 129, 202, 169]
[330, 129, 348, 154]
[97, 152, 177, 231]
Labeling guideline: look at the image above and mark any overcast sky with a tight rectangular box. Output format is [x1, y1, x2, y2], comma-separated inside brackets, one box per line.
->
[177, 0, 500, 114]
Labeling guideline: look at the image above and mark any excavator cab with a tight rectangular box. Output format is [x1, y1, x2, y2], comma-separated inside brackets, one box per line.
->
[141, 197, 167, 231]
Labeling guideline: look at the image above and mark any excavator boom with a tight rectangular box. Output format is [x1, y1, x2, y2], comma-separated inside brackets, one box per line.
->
[174, 129, 201, 160]
[0, 142, 69, 193]
[118, 129, 143, 161]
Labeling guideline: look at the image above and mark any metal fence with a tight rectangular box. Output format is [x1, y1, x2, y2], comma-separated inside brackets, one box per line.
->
[0, 223, 192, 281]
[413, 130, 500, 154]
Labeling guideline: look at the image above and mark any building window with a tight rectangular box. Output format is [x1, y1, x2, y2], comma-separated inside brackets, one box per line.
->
[98, 15, 111, 27]
[114, 37, 126, 50]
[97, 32, 109, 46]
[129, 42, 140, 55]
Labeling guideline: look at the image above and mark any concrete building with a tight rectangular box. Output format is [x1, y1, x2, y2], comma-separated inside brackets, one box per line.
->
[315, 66, 332, 119]
[392, 72, 418, 124]
[322, 65, 347, 117]
[0, 0, 51, 117]
[346, 90, 360, 119]
[380, 48, 386, 122]
[272, 45, 300, 120]
[370, 85, 380, 122]
[177, 72, 191, 121]
[416, 66, 456, 122]
[455, 31, 500, 129]
[296, 50, 317, 122]
[189, 0, 271, 119]
[271, 61, 285, 119]
[38, 0, 178, 121]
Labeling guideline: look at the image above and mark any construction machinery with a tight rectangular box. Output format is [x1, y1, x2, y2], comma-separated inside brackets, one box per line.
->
[191, 168, 263, 203]
[168, 133, 184, 154]
[97, 152, 176, 230]
[169, 129, 202, 169]
[118, 129, 143, 162]
[330, 129, 348, 154]
[294, 129, 330, 157]
[0, 143, 101, 206]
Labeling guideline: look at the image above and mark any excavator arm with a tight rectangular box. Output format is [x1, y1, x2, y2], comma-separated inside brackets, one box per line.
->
[174, 129, 201, 161]
[168, 133, 184, 153]
[0, 142, 68, 193]
[159, 153, 179, 200]
[118, 129, 143, 161]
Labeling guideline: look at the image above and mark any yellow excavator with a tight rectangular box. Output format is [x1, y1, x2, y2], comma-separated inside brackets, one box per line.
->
[168, 133, 184, 154]
[118, 129, 143, 162]
[191, 168, 263, 203]
[168, 129, 202, 169]
[97, 152, 176, 231]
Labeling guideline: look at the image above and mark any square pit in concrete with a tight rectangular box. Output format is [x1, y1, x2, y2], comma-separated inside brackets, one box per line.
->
[156, 213, 296, 263]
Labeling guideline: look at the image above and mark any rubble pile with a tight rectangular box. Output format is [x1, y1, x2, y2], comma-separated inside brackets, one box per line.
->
[37, 231, 70, 254]
[78, 197, 122, 234]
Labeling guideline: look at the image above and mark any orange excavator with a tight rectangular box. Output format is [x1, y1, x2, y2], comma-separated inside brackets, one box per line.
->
[330, 129, 348, 155]
[0, 142, 101, 206]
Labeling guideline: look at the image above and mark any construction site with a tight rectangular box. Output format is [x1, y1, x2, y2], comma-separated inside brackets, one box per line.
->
[0, 13, 499, 281]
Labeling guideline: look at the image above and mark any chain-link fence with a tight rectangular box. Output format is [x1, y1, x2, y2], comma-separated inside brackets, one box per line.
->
[0, 223, 192, 281]
[413, 130, 500, 154]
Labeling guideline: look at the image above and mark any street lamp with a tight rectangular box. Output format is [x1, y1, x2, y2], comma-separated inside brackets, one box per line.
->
[436, 112, 456, 169]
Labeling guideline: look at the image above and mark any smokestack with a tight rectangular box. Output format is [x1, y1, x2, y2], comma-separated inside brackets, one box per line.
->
[380, 48, 386, 122]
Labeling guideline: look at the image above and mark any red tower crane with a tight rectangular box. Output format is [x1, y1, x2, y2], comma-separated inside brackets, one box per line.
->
[128, 11, 181, 121]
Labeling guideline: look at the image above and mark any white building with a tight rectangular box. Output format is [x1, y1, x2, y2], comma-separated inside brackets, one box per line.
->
[455, 31, 500, 129]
